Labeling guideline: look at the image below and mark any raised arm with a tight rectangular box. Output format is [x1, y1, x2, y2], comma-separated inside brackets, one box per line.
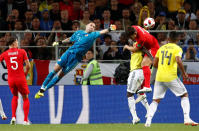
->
[52, 37, 71, 46]
[99, 24, 116, 35]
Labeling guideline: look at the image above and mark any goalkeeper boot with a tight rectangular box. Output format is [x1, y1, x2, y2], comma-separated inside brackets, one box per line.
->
[10, 117, 16, 125]
[35, 91, 44, 99]
[138, 87, 152, 93]
[184, 119, 198, 126]
[1, 114, 7, 120]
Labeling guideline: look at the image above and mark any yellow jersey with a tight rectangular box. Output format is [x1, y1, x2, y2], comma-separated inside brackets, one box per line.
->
[155, 43, 183, 82]
[167, 0, 184, 12]
[130, 51, 143, 71]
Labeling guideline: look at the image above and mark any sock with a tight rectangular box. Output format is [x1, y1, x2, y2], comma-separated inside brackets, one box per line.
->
[23, 98, 30, 122]
[45, 75, 61, 91]
[128, 96, 138, 119]
[141, 98, 150, 112]
[11, 96, 18, 118]
[148, 101, 158, 119]
[142, 66, 151, 88]
[42, 70, 57, 88]
[0, 99, 5, 116]
[181, 97, 190, 120]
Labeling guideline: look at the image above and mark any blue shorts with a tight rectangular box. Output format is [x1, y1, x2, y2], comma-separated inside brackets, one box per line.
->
[57, 51, 79, 74]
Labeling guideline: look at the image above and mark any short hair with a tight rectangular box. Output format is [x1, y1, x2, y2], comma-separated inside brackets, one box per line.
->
[6, 36, 17, 46]
[125, 26, 136, 37]
[169, 31, 179, 42]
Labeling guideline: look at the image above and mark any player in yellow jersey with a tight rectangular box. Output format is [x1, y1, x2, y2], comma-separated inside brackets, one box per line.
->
[123, 42, 149, 125]
[145, 31, 198, 127]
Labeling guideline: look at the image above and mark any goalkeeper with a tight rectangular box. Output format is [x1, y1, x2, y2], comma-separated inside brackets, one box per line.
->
[35, 22, 116, 99]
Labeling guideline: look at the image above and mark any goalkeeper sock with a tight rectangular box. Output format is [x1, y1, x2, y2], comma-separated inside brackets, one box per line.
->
[11, 96, 18, 118]
[23, 98, 30, 122]
[142, 66, 151, 88]
[42, 70, 57, 89]
[181, 96, 190, 120]
[45, 75, 61, 90]
[128, 96, 138, 119]
[0, 99, 5, 116]
[148, 101, 158, 118]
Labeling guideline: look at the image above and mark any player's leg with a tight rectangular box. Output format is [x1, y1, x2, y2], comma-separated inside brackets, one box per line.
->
[10, 95, 18, 125]
[145, 81, 167, 127]
[22, 94, 30, 125]
[0, 99, 7, 120]
[169, 78, 198, 126]
[140, 95, 150, 117]
[138, 55, 152, 93]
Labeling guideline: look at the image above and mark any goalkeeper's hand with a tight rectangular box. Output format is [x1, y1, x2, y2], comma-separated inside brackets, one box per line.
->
[109, 24, 116, 31]
[52, 41, 59, 46]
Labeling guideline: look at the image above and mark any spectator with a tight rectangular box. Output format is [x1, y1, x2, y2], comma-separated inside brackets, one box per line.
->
[60, 10, 72, 30]
[0, 0, 14, 20]
[39, 9, 53, 36]
[39, 0, 53, 12]
[20, 38, 33, 59]
[183, 1, 197, 22]
[117, 32, 130, 59]
[59, 0, 73, 19]
[130, 1, 143, 25]
[196, 9, 199, 27]
[101, 8, 114, 29]
[6, 9, 20, 30]
[93, 17, 103, 30]
[195, 33, 199, 60]
[79, 8, 91, 30]
[103, 40, 121, 60]
[24, 10, 34, 29]
[154, 0, 168, 17]
[110, 0, 121, 21]
[67, 20, 80, 37]
[0, 10, 8, 33]
[186, 19, 198, 42]
[13, 0, 28, 20]
[167, 18, 177, 30]
[166, 0, 184, 19]
[99, 34, 112, 55]
[70, 0, 83, 21]
[118, 0, 134, 9]
[87, 0, 101, 20]
[30, 1, 41, 19]
[50, 1, 61, 21]
[175, 8, 189, 30]
[0, 37, 6, 54]
[120, 8, 133, 31]
[155, 11, 167, 30]
[147, 0, 155, 18]
[138, 6, 150, 28]
[30, 17, 41, 39]
[184, 38, 197, 61]
[156, 32, 167, 47]
[34, 36, 52, 60]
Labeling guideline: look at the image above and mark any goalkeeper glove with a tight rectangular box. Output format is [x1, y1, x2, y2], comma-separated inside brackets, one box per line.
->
[52, 41, 62, 46]
[108, 24, 116, 32]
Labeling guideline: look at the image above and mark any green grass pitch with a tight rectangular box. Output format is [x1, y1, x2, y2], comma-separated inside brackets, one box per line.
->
[0, 123, 198, 131]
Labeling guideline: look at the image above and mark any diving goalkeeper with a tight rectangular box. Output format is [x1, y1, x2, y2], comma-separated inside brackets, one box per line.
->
[35, 22, 116, 99]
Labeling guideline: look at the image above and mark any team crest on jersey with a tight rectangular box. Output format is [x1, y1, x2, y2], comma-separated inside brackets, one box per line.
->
[85, 34, 88, 37]
[74, 64, 87, 85]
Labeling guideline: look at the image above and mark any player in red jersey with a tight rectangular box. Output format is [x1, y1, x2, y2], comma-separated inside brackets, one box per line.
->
[0, 36, 31, 125]
[125, 25, 160, 93]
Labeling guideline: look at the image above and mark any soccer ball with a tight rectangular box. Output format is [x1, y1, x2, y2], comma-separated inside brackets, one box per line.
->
[143, 17, 155, 29]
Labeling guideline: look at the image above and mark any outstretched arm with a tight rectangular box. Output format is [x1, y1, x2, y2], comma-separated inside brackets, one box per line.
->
[99, 24, 116, 35]
[52, 37, 71, 46]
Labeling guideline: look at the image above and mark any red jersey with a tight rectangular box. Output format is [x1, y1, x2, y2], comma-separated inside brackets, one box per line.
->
[0, 48, 28, 81]
[132, 25, 159, 50]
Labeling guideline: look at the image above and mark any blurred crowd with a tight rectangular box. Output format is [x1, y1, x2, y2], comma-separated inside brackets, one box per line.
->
[0, 0, 199, 61]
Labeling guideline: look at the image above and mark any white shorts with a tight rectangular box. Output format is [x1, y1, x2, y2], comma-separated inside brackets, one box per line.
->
[127, 69, 144, 93]
[153, 78, 187, 99]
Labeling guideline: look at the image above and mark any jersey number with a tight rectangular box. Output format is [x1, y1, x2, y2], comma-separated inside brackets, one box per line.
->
[161, 51, 172, 65]
[10, 57, 18, 70]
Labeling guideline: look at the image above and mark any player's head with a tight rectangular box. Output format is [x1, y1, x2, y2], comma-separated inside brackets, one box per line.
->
[6, 36, 18, 48]
[169, 31, 179, 43]
[85, 22, 96, 33]
[126, 26, 137, 40]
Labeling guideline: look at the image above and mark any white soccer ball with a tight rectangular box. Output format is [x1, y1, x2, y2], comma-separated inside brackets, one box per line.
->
[143, 17, 155, 29]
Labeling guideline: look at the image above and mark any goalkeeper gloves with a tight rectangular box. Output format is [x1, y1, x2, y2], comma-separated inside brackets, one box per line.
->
[108, 24, 116, 32]
[52, 41, 62, 46]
